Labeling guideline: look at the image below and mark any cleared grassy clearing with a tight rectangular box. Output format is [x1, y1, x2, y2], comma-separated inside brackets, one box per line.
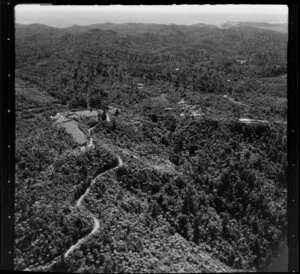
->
[56, 120, 88, 144]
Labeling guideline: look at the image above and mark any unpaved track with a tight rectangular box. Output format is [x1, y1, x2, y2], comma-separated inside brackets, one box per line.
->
[224, 94, 248, 107]
[63, 113, 122, 258]
[64, 153, 123, 258]
[31, 113, 122, 271]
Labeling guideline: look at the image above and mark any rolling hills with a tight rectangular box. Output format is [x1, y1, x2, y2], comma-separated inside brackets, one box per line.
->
[15, 22, 287, 272]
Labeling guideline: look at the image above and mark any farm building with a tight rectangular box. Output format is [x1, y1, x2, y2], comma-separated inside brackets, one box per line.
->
[137, 83, 144, 89]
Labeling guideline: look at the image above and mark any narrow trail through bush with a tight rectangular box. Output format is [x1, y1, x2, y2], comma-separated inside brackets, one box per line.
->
[33, 112, 123, 271]
[64, 154, 123, 258]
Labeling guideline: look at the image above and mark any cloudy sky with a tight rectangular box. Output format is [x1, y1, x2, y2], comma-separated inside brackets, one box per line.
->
[15, 4, 288, 27]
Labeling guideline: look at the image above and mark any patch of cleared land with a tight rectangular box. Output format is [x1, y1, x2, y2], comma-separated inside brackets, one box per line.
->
[56, 120, 87, 144]
[52, 110, 102, 144]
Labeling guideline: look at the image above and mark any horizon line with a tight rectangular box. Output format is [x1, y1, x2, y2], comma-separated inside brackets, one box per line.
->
[15, 20, 288, 29]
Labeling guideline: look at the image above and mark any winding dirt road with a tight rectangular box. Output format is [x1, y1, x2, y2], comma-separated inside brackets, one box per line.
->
[224, 94, 248, 107]
[33, 112, 122, 271]
[64, 114, 122, 258]
[64, 154, 123, 258]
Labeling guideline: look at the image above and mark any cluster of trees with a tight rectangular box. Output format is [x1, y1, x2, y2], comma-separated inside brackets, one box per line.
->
[48, 173, 231, 273]
[93, 112, 287, 270]
[167, 119, 287, 269]
[14, 204, 93, 270]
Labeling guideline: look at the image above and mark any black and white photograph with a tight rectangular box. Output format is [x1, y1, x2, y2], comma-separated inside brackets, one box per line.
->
[13, 4, 289, 272]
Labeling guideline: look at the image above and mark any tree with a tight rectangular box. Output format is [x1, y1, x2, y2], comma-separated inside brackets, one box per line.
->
[112, 120, 116, 131]
[89, 95, 102, 109]
[53, 254, 69, 272]
[189, 145, 197, 156]
[68, 95, 87, 109]
[149, 113, 158, 122]
[102, 110, 107, 121]
[182, 187, 197, 215]
[177, 139, 183, 151]
[221, 212, 230, 238]
[148, 200, 160, 219]
[161, 135, 169, 146]
[178, 214, 188, 238]
[175, 175, 186, 189]
[103, 257, 115, 273]
[165, 115, 177, 132]
[182, 194, 190, 215]
[193, 215, 201, 244]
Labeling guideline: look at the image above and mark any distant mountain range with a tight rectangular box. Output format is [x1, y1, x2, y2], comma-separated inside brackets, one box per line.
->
[190, 23, 219, 28]
[15, 21, 288, 34]
[219, 21, 288, 34]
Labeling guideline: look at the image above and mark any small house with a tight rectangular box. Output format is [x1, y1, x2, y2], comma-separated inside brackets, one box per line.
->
[236, 59, 247, 65]
[165, 108, 175, 111]
[137, 83, 144, 89]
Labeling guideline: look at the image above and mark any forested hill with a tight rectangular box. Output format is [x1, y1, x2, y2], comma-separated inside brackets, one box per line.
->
[16, 22, 287, 69]
[15, 21, 287, 272]
[16, 22, 287, 107]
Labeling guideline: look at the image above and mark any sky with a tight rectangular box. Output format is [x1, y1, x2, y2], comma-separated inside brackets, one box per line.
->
[15, 4, 288, 27]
